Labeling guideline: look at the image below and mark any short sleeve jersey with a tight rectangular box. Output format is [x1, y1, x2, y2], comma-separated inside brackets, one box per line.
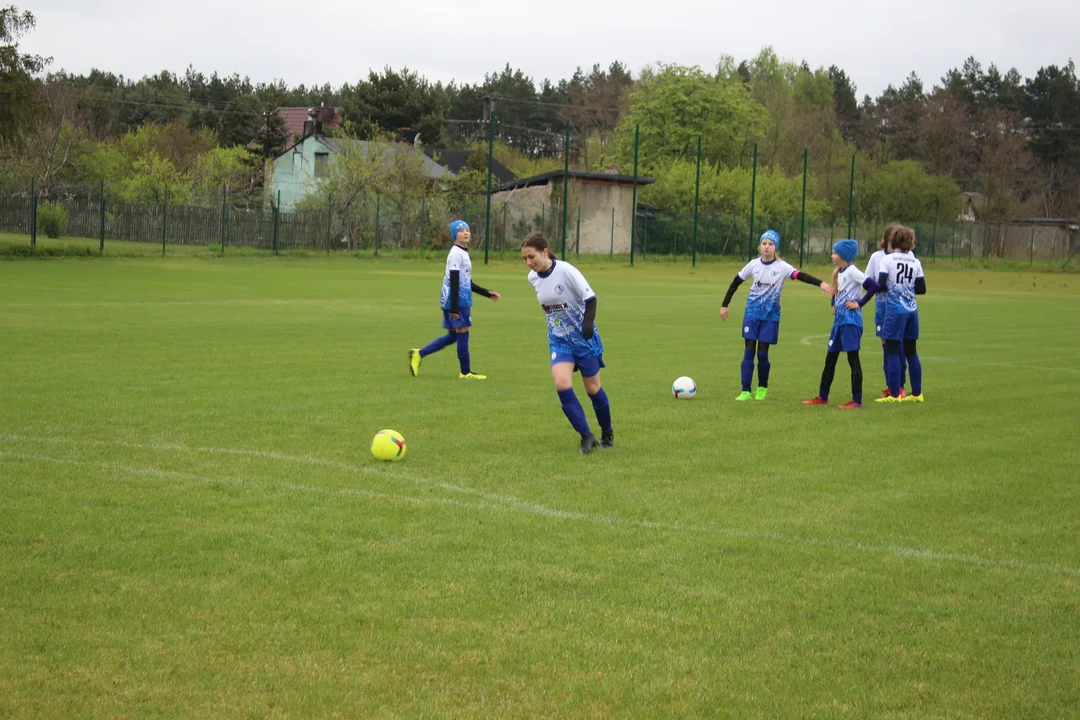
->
[878, 251, 924, 315]
[864, 249, 887, 306]
[527, 258, 596, 341]
[833, 265, 868, 328]
[737, 258, 798, 322]
[439, 244, 472, 310]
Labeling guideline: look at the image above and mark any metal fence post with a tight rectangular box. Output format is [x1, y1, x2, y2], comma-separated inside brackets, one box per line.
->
[561, 120, 570, 259]
[610, 207, 615, 257]
[748, 143, 758, 260]
[374, 195, 381, 255]
[220, 187, 227, 254]
[99, 180, 106, 254]
[30, 178, 36, 246]
[273, 189, 280, 254]
[419, 195, 425, 256]
[692, 135, 702, 268]
[630, 124, 640, 266]
[484, 112, 495, 265]
[162, 184, 168, 256]
[799, 148, 808, 267]
[847, 154, 855, 239]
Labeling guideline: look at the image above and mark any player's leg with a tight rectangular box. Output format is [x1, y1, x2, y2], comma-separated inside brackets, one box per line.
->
[879, 337, 890, 396]
[581, 366, 613, 449]
[876, 339, 903, 402]
[754, 340, 773, 400]
[454, 309, 484, 379]
[552, 359, 596, 452]
[840, 349, 864, 408]
[902, 313, 923, 402]
[412, 311, 457, 375]
[737, 335, 756, 401]
[805, 349, 839, 405]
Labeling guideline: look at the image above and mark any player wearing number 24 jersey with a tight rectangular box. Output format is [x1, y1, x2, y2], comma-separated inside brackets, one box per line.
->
[875, 225, 926, 403]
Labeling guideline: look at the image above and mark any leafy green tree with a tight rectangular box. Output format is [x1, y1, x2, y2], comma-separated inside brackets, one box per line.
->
[341, 67, 449, 146]
[0, 6, 48, 146]
[613, 63, 766, 173]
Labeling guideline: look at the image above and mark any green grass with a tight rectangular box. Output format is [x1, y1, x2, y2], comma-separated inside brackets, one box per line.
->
[1, 254, 1078, 718]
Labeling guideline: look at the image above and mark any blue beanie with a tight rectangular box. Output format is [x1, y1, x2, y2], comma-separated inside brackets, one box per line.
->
[760, 229, 781, 247]
[833, 239, 859, 263]
[449, 220, 469, 241]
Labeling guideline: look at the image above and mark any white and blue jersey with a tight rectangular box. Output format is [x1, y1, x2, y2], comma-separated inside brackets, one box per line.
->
[527, 258, 603, 360]
[833, 265, 868, 329]
[738, 258, 798, 323]
[878, 251, 924, 316]
[864, 249, 888, 331]
[439, 244, 472, 311]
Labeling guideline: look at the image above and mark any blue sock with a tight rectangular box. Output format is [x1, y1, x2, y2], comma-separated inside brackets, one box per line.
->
[456, 332, 470, 374]
[854, 391, 863, 404]
[882, 345, 889, 387]
[740, 347, 754, 392]
[907, 354, 922, 396]
[900, 352, 908, 388]
[558, 388, 592, 436]
[588, 388, 612, 433]
[886, 354, 902, 397]
[757, 351, 771, 388]
[420, 333, 455, 358]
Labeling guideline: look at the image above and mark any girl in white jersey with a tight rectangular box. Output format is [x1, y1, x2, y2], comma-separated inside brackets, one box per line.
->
[863, 225, 907, 398]
[875, 226, 926, 403]
[409, 220, 501, 380]
[520, 233, 613, 454]
[802, 240, 881, 409]
[721, 230, 832, 401]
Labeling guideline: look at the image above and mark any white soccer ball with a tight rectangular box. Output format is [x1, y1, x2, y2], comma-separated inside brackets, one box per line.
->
[672, 376, 697, 399]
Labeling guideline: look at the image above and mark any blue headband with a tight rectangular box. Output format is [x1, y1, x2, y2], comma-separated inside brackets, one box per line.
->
[449, 220, 469, 241]
[760, 230, 780, 246]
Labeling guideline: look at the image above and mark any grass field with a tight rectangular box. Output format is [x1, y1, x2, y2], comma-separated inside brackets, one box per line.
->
[1, 251, 1079, 718]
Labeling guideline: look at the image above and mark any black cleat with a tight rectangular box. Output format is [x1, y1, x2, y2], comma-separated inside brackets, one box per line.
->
[579, 434, 600, 454]
[600, 430, 614, 449]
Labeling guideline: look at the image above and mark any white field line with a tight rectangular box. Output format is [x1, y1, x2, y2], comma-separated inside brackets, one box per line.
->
[2, 435, 1077, 578]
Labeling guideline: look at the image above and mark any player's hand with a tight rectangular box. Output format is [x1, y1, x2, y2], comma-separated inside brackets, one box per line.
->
[844, 301, 860, 310]
[489, 291, 501, 301]
[720, 306, 729, 321]
[830, 305, 836, 316]
[582, 328, 594, 340]
[450, 312, 460, 320]
[820, 282, 833, 295]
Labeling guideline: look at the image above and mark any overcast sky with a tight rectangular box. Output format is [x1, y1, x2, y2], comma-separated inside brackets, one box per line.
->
[18, 0, 1078, 108]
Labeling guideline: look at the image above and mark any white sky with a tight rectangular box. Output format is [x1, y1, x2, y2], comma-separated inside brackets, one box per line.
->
[18, 0, 1078, 108]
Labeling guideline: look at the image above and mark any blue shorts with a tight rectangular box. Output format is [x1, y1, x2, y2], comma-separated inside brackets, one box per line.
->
[550, 337, 605, 378]
[742, 318, 779, 345]
[441, 306, 472, 330]
[881, 311, 919, 341]
[874, 302, 886, 338]
[828, 324, 863, 353]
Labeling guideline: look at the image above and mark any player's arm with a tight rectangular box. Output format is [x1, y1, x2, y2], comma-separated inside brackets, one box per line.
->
[581, 297, 597, 339]
[470, 281, 501, 301]
[852, 277, 882, 308]
[915, 267, 927, 295]
[721, 276, 744, 308]
[448, 270, 460, 314]
[790, 269, 831, 295]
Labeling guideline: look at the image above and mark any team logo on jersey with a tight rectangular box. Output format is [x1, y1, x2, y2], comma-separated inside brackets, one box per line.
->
[554, 284, 565, 295]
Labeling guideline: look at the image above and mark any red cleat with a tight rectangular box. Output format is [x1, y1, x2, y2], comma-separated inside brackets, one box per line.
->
[899, 388, 907, 399]
[802, 397, 828, 405]
[880, 388, 891, 398]
[837, 400, 863, 410]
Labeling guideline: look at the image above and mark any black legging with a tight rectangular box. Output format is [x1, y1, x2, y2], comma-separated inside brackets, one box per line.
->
[886, 339, 918, 357]
[820, 350, 863, 399]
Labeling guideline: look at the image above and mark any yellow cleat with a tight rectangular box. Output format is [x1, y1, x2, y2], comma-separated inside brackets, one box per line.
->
[459, 372, 487, 380]
[903, 393, 924, 403]
[408, 349, 422, 377]
[875, 395, 902, 404]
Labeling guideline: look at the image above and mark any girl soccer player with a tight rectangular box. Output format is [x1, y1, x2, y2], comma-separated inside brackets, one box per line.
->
[409, 220, 500, 380]
[864, 225, 907, 398]
[875, 226, 926, 403]
[721, 229, 832, 401]
[802, 240, 881, 409]
[520, 232, 613, 454]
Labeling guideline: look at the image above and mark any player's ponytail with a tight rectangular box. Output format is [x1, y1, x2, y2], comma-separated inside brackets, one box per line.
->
[831, 265, 840, 296]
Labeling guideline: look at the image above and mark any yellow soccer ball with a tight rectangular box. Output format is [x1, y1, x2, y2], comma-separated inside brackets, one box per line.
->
[370, 429, 407, 461]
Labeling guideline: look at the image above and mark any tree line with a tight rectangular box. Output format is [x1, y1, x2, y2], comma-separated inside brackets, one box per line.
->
[2, 5, 1078, 227]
